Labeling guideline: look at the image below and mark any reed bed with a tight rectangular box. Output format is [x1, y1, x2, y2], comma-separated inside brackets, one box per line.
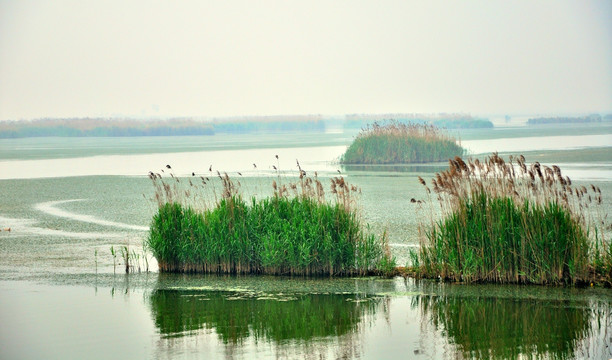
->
[412, 153, 610, 285]
[146, 162, 394, 276]
[341, 121, 464, 164]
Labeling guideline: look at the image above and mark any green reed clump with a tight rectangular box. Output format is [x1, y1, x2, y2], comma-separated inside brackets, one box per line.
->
[414, 153, 609, 285]
[146, 168, 394, 276]
[341, 121, 464, 164]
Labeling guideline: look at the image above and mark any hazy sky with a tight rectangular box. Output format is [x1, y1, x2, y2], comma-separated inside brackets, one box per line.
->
[1, 0, 611, 120]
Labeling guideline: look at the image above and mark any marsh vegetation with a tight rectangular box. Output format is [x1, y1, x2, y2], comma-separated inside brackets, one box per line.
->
[343, 113, 493, 129]
[341, 121, 464, 164]
[146, 161, 395, 276]
[411, 153, 611, 285]
[1, 123, 611, 359]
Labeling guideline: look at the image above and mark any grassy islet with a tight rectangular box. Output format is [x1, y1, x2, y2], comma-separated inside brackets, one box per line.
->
[147, 167, 395, 276]
[412, 153, 611, 285]
[341, 121, 464, 164]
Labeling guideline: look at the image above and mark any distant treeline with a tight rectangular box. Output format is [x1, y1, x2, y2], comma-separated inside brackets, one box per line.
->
[1, 113, 526, 138]
[0, 115, 325, 138]
[527, 114, 604, 125]
[0, 118, 214, 138]
[344, 113, 493, 129]
[211, 115, 325, 134]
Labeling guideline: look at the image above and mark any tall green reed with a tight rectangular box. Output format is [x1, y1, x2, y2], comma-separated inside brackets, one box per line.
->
[341, 120, 464, 164]
[146, 161, 394, 276]
[414, 153, 609, 285]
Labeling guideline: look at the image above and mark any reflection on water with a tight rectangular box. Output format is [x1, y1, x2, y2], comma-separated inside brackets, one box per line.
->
[341, 163, 449, 173]
[145, 278, 612, 359]
[149, 289, 383, 343]
[416, 294, 611, 360]
[148, 287, 386, 359]
[1, 276, 610, 360]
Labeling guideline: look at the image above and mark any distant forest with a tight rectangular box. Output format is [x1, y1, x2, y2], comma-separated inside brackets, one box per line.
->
[527, 114, 607, 125]
[0, 116, 325, 138]
[344, 113, 493, 129]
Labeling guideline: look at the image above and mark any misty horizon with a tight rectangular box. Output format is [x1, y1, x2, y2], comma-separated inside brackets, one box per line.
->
[1, 1, 611, 120]
[1, 111, 611, 123]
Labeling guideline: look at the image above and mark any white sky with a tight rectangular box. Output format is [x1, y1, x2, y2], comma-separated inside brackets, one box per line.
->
[1, 0, 611, 120]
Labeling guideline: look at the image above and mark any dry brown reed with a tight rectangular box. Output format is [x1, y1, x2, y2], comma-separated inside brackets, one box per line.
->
[356, 121, 458, 144]
[427, 153, 604, 221]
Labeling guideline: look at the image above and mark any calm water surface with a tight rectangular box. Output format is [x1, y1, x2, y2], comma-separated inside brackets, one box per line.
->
[1, 276, 611, 360]
[1, 125, 611, 359]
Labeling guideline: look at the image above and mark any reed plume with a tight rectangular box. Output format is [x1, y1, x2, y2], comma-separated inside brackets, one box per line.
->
[413, 152, 610, 285]
[341, 120, 464, 164]
[146, 160, 395, 276]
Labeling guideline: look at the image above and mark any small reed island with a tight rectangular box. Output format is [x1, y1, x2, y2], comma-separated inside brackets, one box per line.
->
[409, 153, 611, 286]
[146, 163, 395, 276]
[340, 121, 464, 164]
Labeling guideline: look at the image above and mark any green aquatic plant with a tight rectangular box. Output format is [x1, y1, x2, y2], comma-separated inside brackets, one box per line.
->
[120, 246, 130, 273]
[110, 246, 117, 273]
[341, 121, 464, 164]
[109, 243, 149, 274]
[414, 153, 609, 285]
[146, 167, 395, 276]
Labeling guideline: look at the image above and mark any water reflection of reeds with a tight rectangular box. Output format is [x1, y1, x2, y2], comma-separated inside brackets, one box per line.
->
[341, 163, 448, 174]
[149, 289, 384, 344]
[415, 294, 611, 359]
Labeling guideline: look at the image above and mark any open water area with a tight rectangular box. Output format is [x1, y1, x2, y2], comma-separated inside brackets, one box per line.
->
[0, 122, 611, 359]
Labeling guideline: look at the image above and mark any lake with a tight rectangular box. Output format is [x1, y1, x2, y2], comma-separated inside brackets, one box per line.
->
[0, 123, 611, 359]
